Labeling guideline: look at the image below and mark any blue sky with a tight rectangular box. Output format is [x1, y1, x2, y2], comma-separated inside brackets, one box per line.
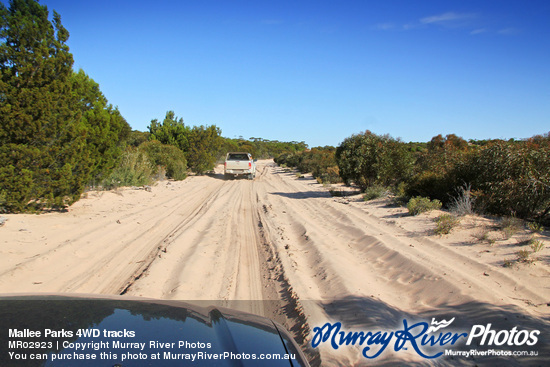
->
[21, 0, 550, 147]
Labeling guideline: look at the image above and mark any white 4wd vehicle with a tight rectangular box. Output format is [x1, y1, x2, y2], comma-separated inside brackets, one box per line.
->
[224, 152, 256, 180]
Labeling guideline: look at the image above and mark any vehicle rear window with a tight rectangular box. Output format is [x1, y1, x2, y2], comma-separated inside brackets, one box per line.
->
[227, 154, 249, 160]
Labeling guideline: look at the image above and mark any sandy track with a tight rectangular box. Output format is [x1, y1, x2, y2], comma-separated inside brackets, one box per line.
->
[254, 164, 550, 365]
[1, 160, 549, 366]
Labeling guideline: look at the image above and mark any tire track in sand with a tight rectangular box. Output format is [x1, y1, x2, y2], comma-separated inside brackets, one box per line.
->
[0, 178, 226, 294]
[126, 166, 272, 310]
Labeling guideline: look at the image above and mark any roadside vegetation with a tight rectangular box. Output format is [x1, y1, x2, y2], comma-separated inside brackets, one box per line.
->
[433, 214, 460, 236]
[274, 147, 341, 184]
[0, 1, 130, 212]
[274, 130, 549, 269]
[275, 130, 548, 221]
[0, 0, 308, 213]
[2, 0, 549, 229]
[502, 221, 547, 268]
[274, 130, 549, 225]
[223, 137, 307, 160]
[331, 131, 550, 224]
[363, 185, 391, 201]
[407, 196, 442, 216]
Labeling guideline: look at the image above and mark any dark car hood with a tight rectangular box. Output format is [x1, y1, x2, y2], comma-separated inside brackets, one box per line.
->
[0, 294, 309, 367]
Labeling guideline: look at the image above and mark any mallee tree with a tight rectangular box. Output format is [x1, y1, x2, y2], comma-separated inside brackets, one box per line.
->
[0, 0, 129, 211]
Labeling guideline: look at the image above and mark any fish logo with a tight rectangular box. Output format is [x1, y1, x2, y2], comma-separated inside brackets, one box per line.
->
[427, 317, 455, 333]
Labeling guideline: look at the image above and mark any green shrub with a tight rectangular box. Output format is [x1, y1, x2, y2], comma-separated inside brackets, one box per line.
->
[407, 196, 442, 216]
[336, 131, 413, 191]
[526, 222, 544, 233]
[406, 135, 472, 204]
[332, 131, 550, 221]
[186, 125, 223, 174]
[406, 139, 550, 221]
[363, 185, 390, 201]
[529, 238, 545, 253]
[127, 130, 151, 147]
[275, 147, 341, 184]
[139, 141, 187, 180]
[317, 166, 341, 184]
[0, 190, 6, 213]
[394, 182, 408, 198]
[434, 214, 460, 235]
[0, 4, 129, 212]
[148, 112, 223, 174]
[467, 141, 550, 220]
[102, 149, 154, 189]
[391, 182, 409, 206]
[516, 249, 532, 263]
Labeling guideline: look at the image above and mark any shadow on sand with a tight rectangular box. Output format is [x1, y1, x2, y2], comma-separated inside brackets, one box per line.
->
[269, 191, 331, 200]
[205, 172, 253, 181]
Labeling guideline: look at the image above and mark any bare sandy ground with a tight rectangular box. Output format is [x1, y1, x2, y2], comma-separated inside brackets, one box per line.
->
[1, 160, 549, 366]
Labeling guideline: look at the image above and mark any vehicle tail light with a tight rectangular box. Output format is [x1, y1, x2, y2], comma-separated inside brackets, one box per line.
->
[249, 162, 252, 168]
